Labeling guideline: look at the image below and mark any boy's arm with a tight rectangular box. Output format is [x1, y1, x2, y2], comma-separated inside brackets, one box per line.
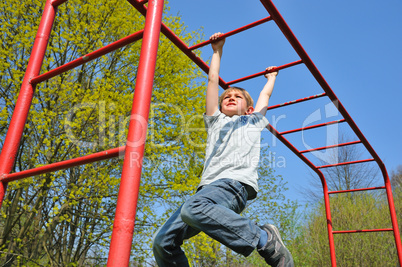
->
[254, 66, 278, 116]
[206, 33, 225, 116]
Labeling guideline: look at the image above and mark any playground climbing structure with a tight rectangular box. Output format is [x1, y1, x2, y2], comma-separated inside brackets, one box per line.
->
[0, 0, 400, 266]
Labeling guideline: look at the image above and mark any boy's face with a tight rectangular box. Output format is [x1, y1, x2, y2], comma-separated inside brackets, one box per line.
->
[221, 89, 254, 117]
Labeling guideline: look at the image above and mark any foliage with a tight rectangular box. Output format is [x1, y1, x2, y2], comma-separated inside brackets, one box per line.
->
[303, 134, 380, 204]
[291, 133, 401, 265]
[289, 193, 399, 266]
[391, 165, 402, 189]
[0, 0, 205, 265]
[391, 165, 402, 249]
[0, 0, 299, 266]
[289, 164, 402, 266]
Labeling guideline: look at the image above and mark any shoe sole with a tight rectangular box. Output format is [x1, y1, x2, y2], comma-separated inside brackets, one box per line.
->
[264, 224, 294, 267]
[266, 224, 286, 249]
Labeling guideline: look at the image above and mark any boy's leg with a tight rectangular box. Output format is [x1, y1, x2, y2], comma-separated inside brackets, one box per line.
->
[153, 205, 199, 267]
[180, 178, 261, 257]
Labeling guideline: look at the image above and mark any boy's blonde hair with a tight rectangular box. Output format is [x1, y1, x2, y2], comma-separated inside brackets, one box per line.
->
[219, 87, 254, 109]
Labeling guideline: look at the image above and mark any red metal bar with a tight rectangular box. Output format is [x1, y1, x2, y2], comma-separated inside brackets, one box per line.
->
[260, 0, 387, 172]
[51, 0, 69, 7]
[127, 0, 228, 89]
[266, 125, 317, 174]
[31, 30, 144, 84]
[266, 124, 336, 262]
[267, 92, 326, 110]
[279, 119, 346, 135]
[1, 147, 124, 183]
[381, 167, 402, 265]
[333, 228, 393, 234]
[107, 0, 164, 265]
[226, 60, 303, 86]
[0, 0, 57, 209]
[189, 16, 273, 50]
[260, 1, 402, 264]
[299, 140, 361, 154]
[328, 186, 386, 195]
[259, 1, 386, 264]
[317, 158, 375, 169]
[260, 0, 381, 158]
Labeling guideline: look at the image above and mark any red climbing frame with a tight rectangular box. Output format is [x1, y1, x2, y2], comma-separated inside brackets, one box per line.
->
[0, 0, 400, 266]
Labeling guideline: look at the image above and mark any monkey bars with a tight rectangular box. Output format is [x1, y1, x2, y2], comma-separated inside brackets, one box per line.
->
[0, 0, 400, 266]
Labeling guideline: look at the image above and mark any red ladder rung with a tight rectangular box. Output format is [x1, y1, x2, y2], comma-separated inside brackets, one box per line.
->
[333, 228, 393, 234]
[189, 16, 274, 50]
[31, 30, 145, 84]
[299, 140, 361, 153]
[1, 146, 125, 183]
[279, 119, 346, 135]
[317, 158, 375, 169]
[226, 60, 303, 86]
[328, 186, 386, 195]
[127, 0, 229, 89]
[267, 92, 326, 111]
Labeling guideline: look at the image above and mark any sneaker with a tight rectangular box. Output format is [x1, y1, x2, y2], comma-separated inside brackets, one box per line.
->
[257, 224, 294, 267]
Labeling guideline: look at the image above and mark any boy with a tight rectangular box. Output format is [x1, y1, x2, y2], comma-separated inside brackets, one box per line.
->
[152, 32, 294, 267]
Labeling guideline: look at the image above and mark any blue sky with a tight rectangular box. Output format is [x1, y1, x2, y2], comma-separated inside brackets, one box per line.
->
[164, 0, 402, 203]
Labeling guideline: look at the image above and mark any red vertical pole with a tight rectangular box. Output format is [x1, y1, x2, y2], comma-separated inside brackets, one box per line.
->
[321, 179, 337, 266]
[260, 0, 402, 264]
[107, 0, 164, 266]
[0, 0, 57, 208]
[267, 124, 338, 264]
[382, 167, 402, 265]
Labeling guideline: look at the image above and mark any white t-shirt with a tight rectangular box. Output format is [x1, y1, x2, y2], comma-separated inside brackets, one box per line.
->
[199, 110, 269, 199]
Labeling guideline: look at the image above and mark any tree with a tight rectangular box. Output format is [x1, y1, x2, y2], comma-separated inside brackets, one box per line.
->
[0, 0, 206, 265]
[0, 1, 299, 266]
[289, 193, 399, 266]
[290, 139, 400, 265]
[391, 165, 402, 189]
[302, 134, 380, 204]
[391, 165, 402, 247]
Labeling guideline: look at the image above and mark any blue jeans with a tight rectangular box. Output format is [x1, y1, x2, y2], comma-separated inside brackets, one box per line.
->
[152, 178, 261, 267]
